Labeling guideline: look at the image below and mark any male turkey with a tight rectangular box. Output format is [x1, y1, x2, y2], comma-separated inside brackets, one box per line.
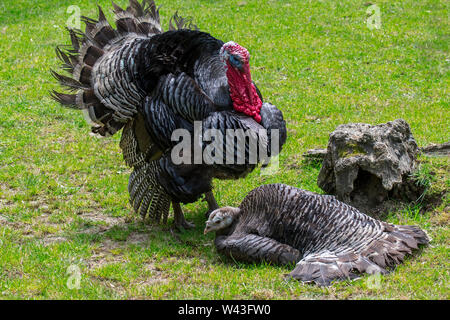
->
[204, 184, 429, 286]
[51, 0, 287, 229]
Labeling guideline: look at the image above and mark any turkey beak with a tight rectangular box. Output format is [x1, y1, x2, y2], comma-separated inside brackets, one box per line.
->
[204, 223, 211, 235]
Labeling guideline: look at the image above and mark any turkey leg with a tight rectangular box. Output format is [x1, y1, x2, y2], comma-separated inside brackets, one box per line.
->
[172, 201, 195, 230]
[204, 191, 219, 218]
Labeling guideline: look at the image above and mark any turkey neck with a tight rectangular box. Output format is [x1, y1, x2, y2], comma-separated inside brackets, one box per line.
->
[136, 30, 231, 108]
[225, 62, 262, 123]
[216, 211, 241, 237]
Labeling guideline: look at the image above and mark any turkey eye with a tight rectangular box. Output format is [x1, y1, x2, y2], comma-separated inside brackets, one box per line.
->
[229, 55, 242, 69]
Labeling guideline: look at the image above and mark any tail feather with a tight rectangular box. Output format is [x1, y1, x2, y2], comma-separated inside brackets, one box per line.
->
[50, 70, 89, 91]
[73, 64, 92, 86]
[55, 45, 78, 73]
[67, 29, 82, 52]
[120, 120, 147, 167]
[169, 11, 198, 31]
[130, 0, 162, 34]
[82, 7, 119, 47]
[120, 117, 168, 222]
[52, 0, 197, 136]
[288, 223, 429, 286]
[51, 0, 166, 136]
[50, 90, 77, 107]
[113, 0, 162, 35]
[112, 2, 139, 34]
[128, 161, 171, 223]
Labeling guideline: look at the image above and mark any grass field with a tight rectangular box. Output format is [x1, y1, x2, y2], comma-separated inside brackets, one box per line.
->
[0, 0, 448, 299]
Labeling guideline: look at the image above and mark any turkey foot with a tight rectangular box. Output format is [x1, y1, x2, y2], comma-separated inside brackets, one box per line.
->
[204, 191, 219, 218]
[172, 201, 195, 231]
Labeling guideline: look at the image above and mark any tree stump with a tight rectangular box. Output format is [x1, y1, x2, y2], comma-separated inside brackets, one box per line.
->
[317, 119, 425, 215]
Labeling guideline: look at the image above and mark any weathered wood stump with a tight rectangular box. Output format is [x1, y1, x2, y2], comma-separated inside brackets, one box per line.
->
[316, 119, 425, 215]
[420, 142, 450, 157]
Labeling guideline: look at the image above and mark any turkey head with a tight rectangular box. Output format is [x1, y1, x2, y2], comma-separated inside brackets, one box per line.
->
[220, 42, 262, 123]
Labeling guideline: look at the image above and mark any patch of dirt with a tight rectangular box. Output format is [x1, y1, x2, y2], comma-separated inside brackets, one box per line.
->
[78, 225, 111, 235]
[287, 128, 298, 136]
[1, 268, 24, 280]
[126, 232, 149, 244]
[0, 184, 17, 211]
[138, 262, 171, 286]
[284, 154, 304, 170]
[86, 239, 125, 269]
[90, 275, 128, 296]
[41, 235, 68, 246]
[75, 212, 128, 236]
[431, 209, 450, 226]
[28, 200, 50, 213]
[252, 289, 275, 299]
[0, 199, 14, 212]
[84, 244, 172, 297]
[1, 219, 35, 240]
[87, 259, 172, 298]
[79, 212, 126, 226]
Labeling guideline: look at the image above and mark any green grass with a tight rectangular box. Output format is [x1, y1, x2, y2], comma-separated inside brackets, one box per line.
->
[0, 0, 449, 299]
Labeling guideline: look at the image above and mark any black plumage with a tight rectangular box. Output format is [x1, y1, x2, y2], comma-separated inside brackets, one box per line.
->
[205, 184, 429, 286]
[51, 0, 286, 228]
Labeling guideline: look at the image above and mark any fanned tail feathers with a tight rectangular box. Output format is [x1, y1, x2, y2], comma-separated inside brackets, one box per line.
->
[51, 0, 194, 136]
[288, 223, 429, 286]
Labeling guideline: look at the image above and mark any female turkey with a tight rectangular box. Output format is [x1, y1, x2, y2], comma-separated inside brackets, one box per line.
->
[204, 184, 429, 286]
[51, 0, 286, 229]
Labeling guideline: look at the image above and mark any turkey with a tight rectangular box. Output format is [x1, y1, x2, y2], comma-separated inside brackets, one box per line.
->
[204, 184, 429, 286]
[51, 0, 286, 230]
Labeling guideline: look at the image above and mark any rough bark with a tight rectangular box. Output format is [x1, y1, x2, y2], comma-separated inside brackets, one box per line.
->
[317, 119, 423, 214]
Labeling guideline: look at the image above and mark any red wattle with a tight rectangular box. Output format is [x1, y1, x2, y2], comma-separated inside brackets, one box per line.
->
[226, 62, 262, 123]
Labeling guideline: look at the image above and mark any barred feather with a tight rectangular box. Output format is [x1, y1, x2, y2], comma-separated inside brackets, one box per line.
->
[215, 184, 429, 286]
[52, 0, 166, 137]
[51, 1, 286, 226]
[169, 11, 198, 31]
[128, 161, 171, 222]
